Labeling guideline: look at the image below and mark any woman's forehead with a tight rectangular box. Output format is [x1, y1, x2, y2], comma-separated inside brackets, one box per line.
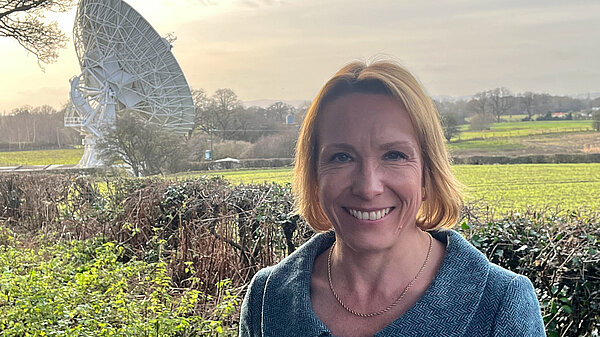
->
[316, 93, 418, 146]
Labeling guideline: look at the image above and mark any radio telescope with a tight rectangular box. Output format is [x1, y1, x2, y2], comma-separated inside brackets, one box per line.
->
[65, 0, 194, 167]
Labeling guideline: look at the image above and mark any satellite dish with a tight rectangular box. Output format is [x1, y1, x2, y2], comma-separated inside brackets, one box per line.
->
[65, 0, 194, 167]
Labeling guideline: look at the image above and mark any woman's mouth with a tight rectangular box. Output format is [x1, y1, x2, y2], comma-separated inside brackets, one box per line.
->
[346, 207, 392, 221]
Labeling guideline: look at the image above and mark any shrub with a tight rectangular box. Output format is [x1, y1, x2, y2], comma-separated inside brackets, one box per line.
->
[1, 174, 598, 335]
[469, 113, 492, 131]
[212, 140, 252, 159]
[0, 235, 239, 336]
[246, 130, 297, 158]
[460, 208, 600, 336]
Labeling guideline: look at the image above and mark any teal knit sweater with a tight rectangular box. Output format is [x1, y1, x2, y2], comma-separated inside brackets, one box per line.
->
[240, 230, 546, 336]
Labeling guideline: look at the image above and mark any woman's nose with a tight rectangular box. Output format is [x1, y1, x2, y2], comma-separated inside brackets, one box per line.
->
[350, 161, 384, 200]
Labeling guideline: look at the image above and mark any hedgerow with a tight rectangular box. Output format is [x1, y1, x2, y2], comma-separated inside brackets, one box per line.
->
[461, 210, 600, 336]
[0, 173, 598, 336]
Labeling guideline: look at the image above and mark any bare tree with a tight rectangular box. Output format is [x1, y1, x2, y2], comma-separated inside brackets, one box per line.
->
[209, 88, 243, 139]
[266, 101, 295, 123]
[97, 111, 186, 176]
[519, 92, 536, 120]
[191, 88, 211, 132]
[488, 87, 513, 122]
[468, 91, 490, 117]
[0, 0, 76, 65]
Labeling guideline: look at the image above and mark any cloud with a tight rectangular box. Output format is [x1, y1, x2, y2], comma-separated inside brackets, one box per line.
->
[197, 0, 219, 5]
[2, 0, 599, 111]
[236, 0, 286, 8]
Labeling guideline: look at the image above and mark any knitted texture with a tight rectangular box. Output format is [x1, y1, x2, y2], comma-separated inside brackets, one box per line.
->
[239, 230, 546, 337]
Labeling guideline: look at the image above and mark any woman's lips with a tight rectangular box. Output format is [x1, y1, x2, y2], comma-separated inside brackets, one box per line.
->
[345, 207, 392, 221]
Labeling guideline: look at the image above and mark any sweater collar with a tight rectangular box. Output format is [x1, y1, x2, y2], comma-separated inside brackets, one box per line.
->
[262, 230, 490, 337]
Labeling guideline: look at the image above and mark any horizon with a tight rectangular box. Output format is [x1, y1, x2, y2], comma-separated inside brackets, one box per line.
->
[1, 0, 599, 113]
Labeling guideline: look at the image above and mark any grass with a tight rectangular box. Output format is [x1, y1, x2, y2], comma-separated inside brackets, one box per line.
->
[452, 163, 600, 214]
[447, 138, 525, 151]
[456, 120, 593, 141]
[191, 164, 600, 214]
[175, 167, 295, 186]
[0, 148, 83, 166]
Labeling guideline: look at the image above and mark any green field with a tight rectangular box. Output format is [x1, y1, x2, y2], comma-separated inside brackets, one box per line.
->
[452, 163, 600, 213]
[0, 148, 83, 166]
[193, 164, 600, 214]
[176, 167, 295, 185]
[456, 120, 593, 141]
[447, 138, 525, 152]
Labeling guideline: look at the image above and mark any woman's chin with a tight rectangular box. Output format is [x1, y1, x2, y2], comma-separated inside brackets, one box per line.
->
[336, 229, 402, 253]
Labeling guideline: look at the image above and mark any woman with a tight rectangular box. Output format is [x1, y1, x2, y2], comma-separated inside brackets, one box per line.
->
[240, 60, 545, 337]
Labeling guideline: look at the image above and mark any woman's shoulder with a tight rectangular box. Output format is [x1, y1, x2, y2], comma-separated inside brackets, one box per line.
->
[434, 230, 545, 335]
[439, 230, 535, 293]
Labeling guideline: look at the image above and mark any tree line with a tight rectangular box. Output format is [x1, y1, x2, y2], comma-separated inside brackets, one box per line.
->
[0, 104, 81, 151]
[437, 88, 600, 123]
[435, 88, 600, 141]
[96, 88, 309, 176]
[2, 87, 599, 175]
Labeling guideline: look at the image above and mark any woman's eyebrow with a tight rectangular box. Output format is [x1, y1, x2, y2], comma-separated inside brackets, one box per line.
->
[380, 141, 418, 150]
[320, 143, 355, 151]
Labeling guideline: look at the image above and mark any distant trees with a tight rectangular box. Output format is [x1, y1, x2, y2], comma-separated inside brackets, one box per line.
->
[593, 110, 600, 132]
[488, 87, 514, 123]
[190, 88, 300, 159]
[519, 92, 536, 121]
[191, 88, 211, 133]
[210, 88, 244, 139]
[439, 113, 460, 142]
[193, 88, 244, 140]
[266, 101, 295, 123]
[469, 91, 490, 117]
[0, 0, 76, 65]
[0, 104, 80, 150]
[466, 88, 515, 123]
[4, 83, 599, 172]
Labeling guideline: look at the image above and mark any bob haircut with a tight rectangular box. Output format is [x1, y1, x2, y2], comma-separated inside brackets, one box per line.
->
[293, 59, 462, 232]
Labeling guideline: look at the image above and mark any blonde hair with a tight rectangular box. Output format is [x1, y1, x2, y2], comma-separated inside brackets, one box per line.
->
[293, 60, 462, 232]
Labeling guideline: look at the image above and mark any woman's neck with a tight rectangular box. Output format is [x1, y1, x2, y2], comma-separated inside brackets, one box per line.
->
[330, 227, 432, 297]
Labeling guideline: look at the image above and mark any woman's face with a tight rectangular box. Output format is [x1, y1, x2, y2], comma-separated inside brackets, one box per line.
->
[316, 92, 423, 252]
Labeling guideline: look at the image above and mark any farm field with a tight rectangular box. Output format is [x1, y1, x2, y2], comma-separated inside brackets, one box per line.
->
[0, 148, 83, 166]
[455, 120, 593, 140]
[194, 164, 600, 214]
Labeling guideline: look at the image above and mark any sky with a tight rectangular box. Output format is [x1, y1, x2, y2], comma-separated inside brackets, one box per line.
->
[1, 0, 599, 113]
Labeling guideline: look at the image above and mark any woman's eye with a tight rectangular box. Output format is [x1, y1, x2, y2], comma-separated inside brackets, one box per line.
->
[384, 151, 407, 161]
[331, 153, 351, 162]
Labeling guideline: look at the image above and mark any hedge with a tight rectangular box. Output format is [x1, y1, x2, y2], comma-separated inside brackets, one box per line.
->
[453, 153, 600, 165]
[0, 173, 598, 336]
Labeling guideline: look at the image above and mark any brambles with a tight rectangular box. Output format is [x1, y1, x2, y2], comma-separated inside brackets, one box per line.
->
[0, 236, 240, 336]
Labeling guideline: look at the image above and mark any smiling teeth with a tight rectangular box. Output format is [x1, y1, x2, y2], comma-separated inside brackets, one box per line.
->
[349, 208, 391, 220]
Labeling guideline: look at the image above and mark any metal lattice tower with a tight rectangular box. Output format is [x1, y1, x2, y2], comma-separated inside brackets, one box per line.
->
[66, 0, 194, 167]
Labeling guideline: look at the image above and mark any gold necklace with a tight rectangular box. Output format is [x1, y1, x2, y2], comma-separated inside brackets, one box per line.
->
[327, 233, 432, 318]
